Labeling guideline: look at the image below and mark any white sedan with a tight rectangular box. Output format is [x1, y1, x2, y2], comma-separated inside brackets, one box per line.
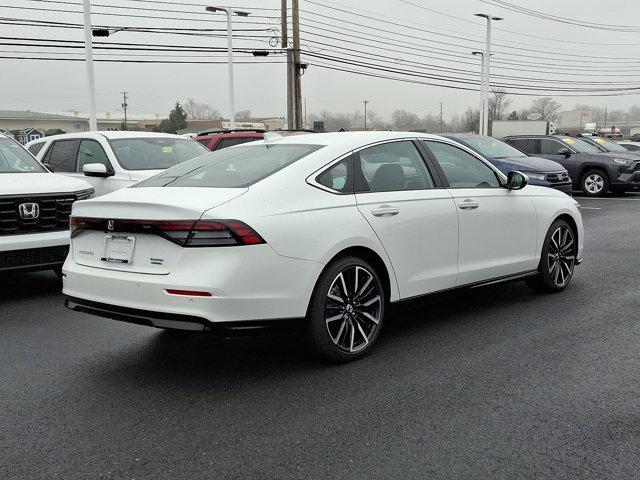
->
[63, 131, 584, 362]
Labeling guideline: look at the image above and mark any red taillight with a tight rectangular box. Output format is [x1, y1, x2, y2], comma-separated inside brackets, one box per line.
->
[165, 289, 212, 297]
[69, 216, 265, 247]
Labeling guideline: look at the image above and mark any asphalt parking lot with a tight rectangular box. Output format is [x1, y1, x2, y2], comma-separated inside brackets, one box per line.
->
[2, 193, 640, 479]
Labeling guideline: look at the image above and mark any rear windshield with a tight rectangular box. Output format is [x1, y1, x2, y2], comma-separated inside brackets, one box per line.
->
[109, 137, 209, 171]
[0, 137, 46, 173]
[136, 143, 323, 188]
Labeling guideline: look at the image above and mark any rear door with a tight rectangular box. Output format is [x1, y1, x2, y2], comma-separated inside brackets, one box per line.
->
[354, 140, 458, 298]
[422, 139, 539, 285]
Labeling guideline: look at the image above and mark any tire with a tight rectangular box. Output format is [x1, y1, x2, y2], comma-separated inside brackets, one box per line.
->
[525, 219, 577, 293]
[580, 169, 609, 197]
[306, 256, 385, 362]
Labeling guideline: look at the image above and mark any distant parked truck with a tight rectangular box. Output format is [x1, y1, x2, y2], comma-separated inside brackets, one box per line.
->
[491, 120, 555, 139]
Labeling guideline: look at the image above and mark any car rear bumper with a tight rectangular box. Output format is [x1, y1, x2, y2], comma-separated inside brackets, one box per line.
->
[62, 244, 324, 325]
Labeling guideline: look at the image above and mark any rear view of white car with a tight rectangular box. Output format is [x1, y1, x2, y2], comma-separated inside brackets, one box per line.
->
[63, 132, 584, 362]
[26, 132, 209, 196]
[0, 133, 93, 275]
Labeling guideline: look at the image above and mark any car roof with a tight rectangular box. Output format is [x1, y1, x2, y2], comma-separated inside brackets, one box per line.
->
[253, 131, 445, 149]
[195, 131, 265, 140]
[28, 131, 190, 143]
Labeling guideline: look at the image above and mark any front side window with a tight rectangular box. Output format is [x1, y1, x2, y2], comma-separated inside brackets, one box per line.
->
[0, 137, 47, 173]
[45, 139, 77, 172]
[77, 140, 111, 172]
[109, 137, 209, 171]
[423, 141, 500, 188]
[137, 143, 323, 188]
[540, 139, 564, 155]
[355, 141, 434, 192]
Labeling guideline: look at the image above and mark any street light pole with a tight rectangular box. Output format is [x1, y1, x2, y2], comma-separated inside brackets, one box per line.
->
[206, 6, 249, 130]
[82, 0, 97, 131]
[363, 99, 369, 131]
[475, 13, 502, 136]
[472, 51, 485, 135]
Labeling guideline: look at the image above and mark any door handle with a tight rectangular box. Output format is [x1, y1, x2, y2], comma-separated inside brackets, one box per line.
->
[458, 199, 479, 210]
[371, 205, 399, 216]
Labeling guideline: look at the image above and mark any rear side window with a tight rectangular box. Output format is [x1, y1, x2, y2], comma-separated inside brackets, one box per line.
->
[45, 139, 77, 172]
[137, 143, 323, 188]
[623, 143, 640, 151]
[316, 158, 352, 193]
[355, 141, 434, 192]
[506, 138, 538, 155]
[27, 142, 45, 156]
[215, 137, 261, 150]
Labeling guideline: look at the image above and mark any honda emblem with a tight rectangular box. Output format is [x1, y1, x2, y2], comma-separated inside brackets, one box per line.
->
[18, 203, 39, 220]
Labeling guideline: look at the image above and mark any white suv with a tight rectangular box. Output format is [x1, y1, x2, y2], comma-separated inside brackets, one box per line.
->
[26, 131, 209, 196]
[0, 133, 93, 275]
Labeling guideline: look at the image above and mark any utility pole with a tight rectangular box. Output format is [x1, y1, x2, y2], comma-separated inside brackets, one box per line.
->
[292, 0, 303, 129]
[475, 13, 502, 136]
[440, 101, 443, 133]
[282, 0, 294, 129]
[363, 99, 369, 131]
[604, 106, 608, 132]
[472, 51, 485, 135]
[121, 91, 128, 129]
[82, 0, 97, 131]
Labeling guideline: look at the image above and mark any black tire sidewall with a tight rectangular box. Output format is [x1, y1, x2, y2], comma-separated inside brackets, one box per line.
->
[537, 219, 576, 292]
[307, 256, 385, 362]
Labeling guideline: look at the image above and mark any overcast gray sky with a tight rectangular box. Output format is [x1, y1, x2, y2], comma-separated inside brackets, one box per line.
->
[2, 0, 640, 121]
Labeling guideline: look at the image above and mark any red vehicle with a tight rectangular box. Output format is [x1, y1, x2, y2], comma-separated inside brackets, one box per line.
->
[194, 129, 265, 151]
[195, 129, 317, 151]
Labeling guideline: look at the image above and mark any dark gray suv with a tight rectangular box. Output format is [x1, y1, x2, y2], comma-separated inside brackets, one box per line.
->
[504, 135, 640, 196]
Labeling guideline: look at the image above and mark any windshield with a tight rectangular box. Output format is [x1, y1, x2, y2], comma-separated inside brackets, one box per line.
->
[109, 137, 209, 171]
[0, 137, 47, 173]
[457, 135, 526, 158]
[559, 137, 601, 153]
[137, 143, 323, 188]
[590, 137, 628, 152]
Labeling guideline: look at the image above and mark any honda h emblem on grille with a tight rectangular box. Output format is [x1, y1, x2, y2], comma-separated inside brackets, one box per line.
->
[107, 220, 115, 231]
[18, 202, 39, 220]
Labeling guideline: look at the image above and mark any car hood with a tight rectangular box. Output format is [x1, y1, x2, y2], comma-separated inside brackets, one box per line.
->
[72, 186, 248, 219]
[493, 155, 565, 172]
[0, 172, 92, 195]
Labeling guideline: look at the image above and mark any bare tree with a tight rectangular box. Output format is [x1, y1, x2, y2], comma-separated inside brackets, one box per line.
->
[235, 110, 252, 121]
[391, 109, 422, 130]
[488, 90, 512, 122]
[183, 98, 221, 120]
[531, 97, 562, 121]
[462, 107, 480, 133]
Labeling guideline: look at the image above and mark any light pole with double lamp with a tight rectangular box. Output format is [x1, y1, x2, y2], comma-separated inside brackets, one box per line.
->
[474, 13, 502, 136]
[205, 6, 249, 129]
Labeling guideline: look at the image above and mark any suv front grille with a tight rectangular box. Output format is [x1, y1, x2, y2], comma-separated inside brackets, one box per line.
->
[0, 193, 77, 236]
[0, 245, 69, 271]
[546, 172, 571, 183]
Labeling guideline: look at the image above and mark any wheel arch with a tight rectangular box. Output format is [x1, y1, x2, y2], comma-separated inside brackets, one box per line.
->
[578, 164, 610, 181]
[321, 245, 398, 304]
[554, 213, 579, 244]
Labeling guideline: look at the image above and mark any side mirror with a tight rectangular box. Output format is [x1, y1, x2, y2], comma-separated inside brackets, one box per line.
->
[507, 171, 528, 190]
[42, 162, 54, 173]
[557, 147, 572, 158]
[82, 163, 112, 177]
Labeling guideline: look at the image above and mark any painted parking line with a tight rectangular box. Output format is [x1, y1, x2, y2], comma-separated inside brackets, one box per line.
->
[579, 206, 602, 210]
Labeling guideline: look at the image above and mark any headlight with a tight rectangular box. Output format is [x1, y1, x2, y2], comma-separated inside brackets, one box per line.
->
[613, 158, 629, 165]
[527, 173, 547, 181]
